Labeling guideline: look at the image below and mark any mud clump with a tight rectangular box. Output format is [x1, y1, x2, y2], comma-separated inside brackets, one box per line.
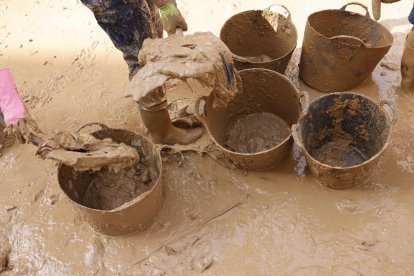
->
[82, 159, 158, 210]
[225, 112, 290, 153]
[0, 124, 15, 156]
[312, 133, 368, 167]
[0, 233, 11, 273]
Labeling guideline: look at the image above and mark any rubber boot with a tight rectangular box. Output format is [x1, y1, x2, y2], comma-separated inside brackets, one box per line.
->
[139, 108, 203, 145]
[401, 28, 414, 95]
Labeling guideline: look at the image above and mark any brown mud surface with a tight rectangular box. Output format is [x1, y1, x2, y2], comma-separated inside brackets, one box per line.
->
[1, 0, 414, 274]
[82, 161, 157, 210]
[225, 112, 290, 153]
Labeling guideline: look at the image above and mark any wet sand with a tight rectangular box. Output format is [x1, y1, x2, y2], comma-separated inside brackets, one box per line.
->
[1, 0, 414, 274]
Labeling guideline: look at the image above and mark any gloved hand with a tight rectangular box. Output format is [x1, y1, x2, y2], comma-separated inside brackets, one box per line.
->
[0, 69, 41, 144]
[159, 2, 188, 35]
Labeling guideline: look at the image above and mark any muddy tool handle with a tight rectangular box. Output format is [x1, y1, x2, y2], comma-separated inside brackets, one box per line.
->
[372, 0, 381, 20]
[340, 2, 371, 18]
[380, 99, 399, 124]
[194, 96, 208, 126]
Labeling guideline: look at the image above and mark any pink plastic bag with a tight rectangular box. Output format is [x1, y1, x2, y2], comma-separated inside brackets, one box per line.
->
[0, 69, 25, 125]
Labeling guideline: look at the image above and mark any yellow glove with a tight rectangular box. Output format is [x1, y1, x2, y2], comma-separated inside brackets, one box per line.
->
[159, 2, 188, 35]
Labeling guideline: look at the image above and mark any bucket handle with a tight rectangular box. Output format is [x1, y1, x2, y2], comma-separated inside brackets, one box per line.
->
[291, 124, 304, 149]
[299, 91, 310, 114]
[380, 99, 398, 125]
[194, 96, 208, 126]
[76, 122, 111, 134]
[340, 2, 371, 18]
[262, 4, 293, 26]
[329, 35, 368, 49]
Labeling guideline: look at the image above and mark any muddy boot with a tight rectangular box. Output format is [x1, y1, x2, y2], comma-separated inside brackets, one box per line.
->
[139, 108, 203, 145]
[401, 28, 414, 95]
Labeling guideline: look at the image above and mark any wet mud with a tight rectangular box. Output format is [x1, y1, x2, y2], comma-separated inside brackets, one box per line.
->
[2, 0, 414, 274]
[82, 160, 157, 210]
[225, 112, 290, 153]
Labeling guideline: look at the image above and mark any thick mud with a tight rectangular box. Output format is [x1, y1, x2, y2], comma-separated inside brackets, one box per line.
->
[1, 0, 414, 274]
[225, 112, 290, 153]
[82, 161, 157, 210]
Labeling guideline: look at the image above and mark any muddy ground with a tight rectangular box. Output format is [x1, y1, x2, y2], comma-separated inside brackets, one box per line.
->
[1, 0, 414, 275]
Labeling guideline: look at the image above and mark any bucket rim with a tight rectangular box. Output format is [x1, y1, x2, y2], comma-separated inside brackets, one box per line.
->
[294, 92, 393, 171]
[220, 9, 298, 63]
[57, 128, 163, 214]
[305, 9, 393, 49]
[204, 68, 301, 157]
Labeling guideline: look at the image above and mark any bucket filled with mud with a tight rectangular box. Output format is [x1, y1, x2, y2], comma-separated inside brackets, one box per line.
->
[292, 93, 396, 189]
[58, 126, 162, 236]
[299, 3, 393, 92]
[220, 5, 297, 74]
[196, 68, 303, 170]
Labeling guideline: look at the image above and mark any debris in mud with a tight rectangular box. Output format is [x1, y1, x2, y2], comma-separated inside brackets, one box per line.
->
[312, 134, 368, 167]
[0, 232, 11, 273]
[36, 131, 139, 172]
[225, 112, 290, 153]
[82, 159, 158, 210]
[127, 32, 240, 109]
[380, 61, 399, 71]
[0, 124, 15, 157]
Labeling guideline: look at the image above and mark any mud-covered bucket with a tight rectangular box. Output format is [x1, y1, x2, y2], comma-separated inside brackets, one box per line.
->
[196, 68, 304, 170]
[58, 126, 163, 236]
[220, 5, 297, 74]
[292, 93, 397, 189]
[299, 3, 393, 92]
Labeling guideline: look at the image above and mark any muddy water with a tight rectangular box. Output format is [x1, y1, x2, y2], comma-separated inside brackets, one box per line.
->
[82, 163, 157, 210]
[1, 0, 414, 275]
[225, 112, 290, 153]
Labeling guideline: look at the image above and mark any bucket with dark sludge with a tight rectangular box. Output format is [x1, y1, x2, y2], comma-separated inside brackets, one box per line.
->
[299, 2, 393, 92]
[58, 125, 162, 236]
[292, 93, 397, 190]
[220, 5, 297, 74]
[196, 68, 304, 170]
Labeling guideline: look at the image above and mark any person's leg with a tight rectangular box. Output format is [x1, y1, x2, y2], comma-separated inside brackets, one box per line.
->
[80, 0, 162, 79]
[138, 87, 203, 145]
[401, 27, 414, 95]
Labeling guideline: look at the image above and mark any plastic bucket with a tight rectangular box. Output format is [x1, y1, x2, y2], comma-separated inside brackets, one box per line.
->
[299, 2, 393, 92]
[196, 68, 304, 170]
[220, 5, 297, 74]
[58, 126, 163, 236]
[292, 92, 397, 189]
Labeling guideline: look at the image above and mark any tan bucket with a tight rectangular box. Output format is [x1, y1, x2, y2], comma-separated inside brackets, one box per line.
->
[58, 126, 163, 236]
[196, 68, 304, 170]
[220, 5, 297, 74]
[292, 92, 397, 190]
[299, 2, 393, 92]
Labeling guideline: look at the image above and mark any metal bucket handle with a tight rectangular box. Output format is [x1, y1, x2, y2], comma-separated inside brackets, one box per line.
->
[380, 99, 398, 124]
[339, 2, 371, 18]
[194, 96, 208, 126]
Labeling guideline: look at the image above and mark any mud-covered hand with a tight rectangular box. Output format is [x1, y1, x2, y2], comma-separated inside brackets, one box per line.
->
[159, 2, 188, 35]
[0, 69, 41, 144]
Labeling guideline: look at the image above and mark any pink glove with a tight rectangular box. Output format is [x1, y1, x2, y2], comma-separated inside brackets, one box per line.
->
[0, 69, 25, 125]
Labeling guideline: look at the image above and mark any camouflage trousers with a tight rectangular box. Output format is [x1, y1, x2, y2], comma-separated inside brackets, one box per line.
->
[81, 0, 166, 110]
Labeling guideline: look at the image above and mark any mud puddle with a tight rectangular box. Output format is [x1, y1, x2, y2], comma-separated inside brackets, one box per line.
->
[225, 112, 290, 153]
